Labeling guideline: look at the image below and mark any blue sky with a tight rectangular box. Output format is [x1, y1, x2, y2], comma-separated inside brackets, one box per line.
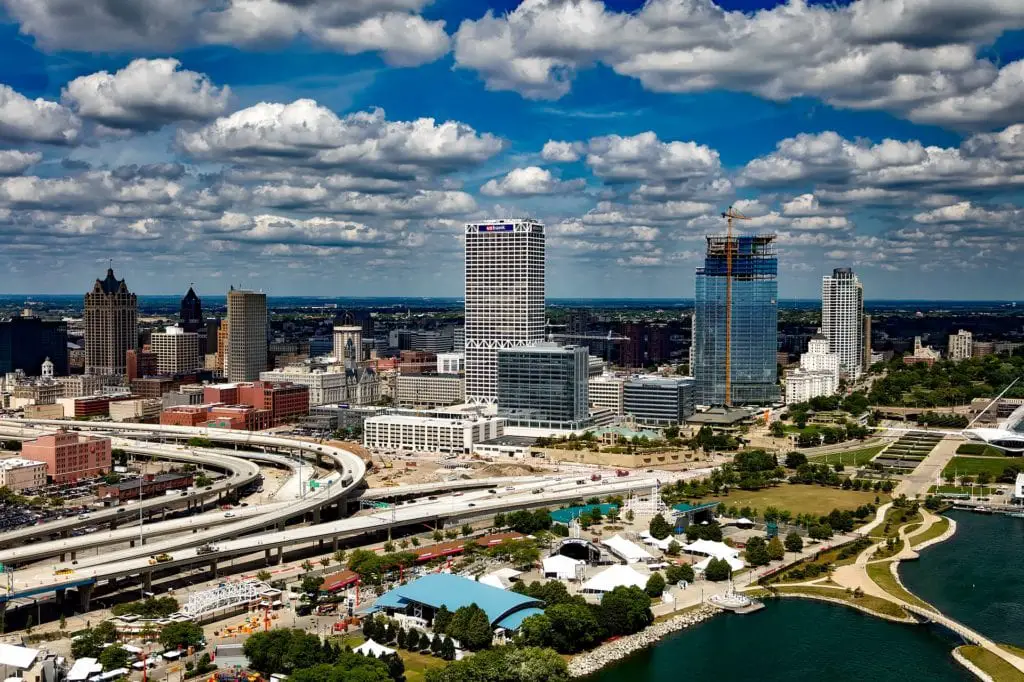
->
[0, 0, 1023, 299]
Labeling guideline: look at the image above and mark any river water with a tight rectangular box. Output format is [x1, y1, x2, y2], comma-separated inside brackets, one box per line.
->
[590, 510, 1023, 682]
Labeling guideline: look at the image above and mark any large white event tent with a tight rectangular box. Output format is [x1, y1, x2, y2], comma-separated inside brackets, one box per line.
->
[542, 554, 584, 580]
[603, 534, 655, 563]
[354, 640, 397, 657]
[638, 530, 673, 551]
[581, 564, 649, 594]
[683, 539, 741, 561]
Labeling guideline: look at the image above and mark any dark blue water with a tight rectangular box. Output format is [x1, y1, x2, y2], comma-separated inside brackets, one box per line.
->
[900, 511, 1024, 648]
[588, 600, 972, 682]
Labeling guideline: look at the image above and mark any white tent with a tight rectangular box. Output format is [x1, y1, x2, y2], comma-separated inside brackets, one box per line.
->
[638, 531, 672, 551]
[354, 640, 397, 658]
[683, 539, 739, 560]
[478, 574, 506, 590]
[603, 534, 655, 563]
[581, 564, 649, 593]
[734, 517, 754, 526]
[694, 554, 745, 573]
[542, 554, 583, 580]
[478, 567, 522, 589]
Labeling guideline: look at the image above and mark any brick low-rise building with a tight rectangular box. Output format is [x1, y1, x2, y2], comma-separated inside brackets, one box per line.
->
[21, 431, 112, 483]
[56, 395, 112, 419]
[95, 472, 194, 501]
[0, 457, 48, 492]
[236, 381, 308, 426]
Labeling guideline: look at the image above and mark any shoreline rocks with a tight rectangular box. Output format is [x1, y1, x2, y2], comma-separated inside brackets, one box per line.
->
[567, 605, 722, 678]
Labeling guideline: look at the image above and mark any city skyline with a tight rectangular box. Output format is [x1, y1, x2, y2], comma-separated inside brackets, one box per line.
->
[1, 1, 1023, 299]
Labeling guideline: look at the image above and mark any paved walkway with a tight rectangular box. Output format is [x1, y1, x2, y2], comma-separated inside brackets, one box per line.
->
[896, 435, 960, 498]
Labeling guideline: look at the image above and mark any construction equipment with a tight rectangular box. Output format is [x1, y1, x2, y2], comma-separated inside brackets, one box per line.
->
[720, 205, 750, 407]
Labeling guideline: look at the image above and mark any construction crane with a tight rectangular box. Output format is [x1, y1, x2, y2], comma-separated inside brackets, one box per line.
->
[721, 206, 750, 407]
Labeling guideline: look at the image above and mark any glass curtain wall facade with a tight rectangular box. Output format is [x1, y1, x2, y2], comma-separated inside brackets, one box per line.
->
[694, 235, 779, 405]
[497, 343, 588, 428]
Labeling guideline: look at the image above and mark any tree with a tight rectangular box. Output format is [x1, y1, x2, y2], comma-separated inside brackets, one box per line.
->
[71, 630, 103, 659]
[704, 558, 731, 582]
[461, 524, 473, 537]
[666, 539, 681, 556]
[598, 586, 653, 637]
[666, 563, 694, 584]
[333, 549, 347, 565]
[516, 613, 553, 649]
[645, 572, 666, 598]
[440, 637, 456, 662]
[493, 513, 506, 528]
[419, 631, 431, 652]
[447, 604, 493, 651]
[159, 621, 205, 650]
[784, 531, 804, 553]
[432, 605, 452, 634]
[430, 634, 443, 655]
[545, 602, 601, 654]
[744, 537, 771, 567]
[767, 536, 785, 561]
[625, 509, 635, 522]
[432, 530, 444, 542]
[99, 644, 131, 671]
[301, 560, 314, 573]
[301, 574, 325, 595]
[256, 570, 273, 582]
[648, 513, 672, 540]
[425, 646, 568, 682]
[808, 524, 833, 540]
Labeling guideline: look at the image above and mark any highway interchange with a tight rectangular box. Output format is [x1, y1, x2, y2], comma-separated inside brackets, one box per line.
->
[0, 418, 703, 614]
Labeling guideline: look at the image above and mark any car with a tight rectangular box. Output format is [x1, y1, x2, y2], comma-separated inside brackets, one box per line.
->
[77, 513, 89, 520]
[453, 492, 464, 497]
[531, 488, 542, 494]
[468, 503, 476, 507]
[154, 553, 173, 563]
[224, 511, 235, 518]
[504, 486, 515, 491]
[487, 489, 497, 495]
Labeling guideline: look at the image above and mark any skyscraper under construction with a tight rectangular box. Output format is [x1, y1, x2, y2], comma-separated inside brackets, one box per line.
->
[693, 233, 779, 406]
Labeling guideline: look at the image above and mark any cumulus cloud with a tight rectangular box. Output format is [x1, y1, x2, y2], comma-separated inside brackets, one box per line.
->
[585, 132, 721, 182]
[541, 140, 584, 162]
[178, 101, 505, 177]
[0, 85, 80, 144]
[452, 0, 1024, 128]
[0, 150, 42, 176]
[480, 166, 584, 196]
[62, 59, 231, 131]
[3, 0, 450, 66]
[207, 213, 394, 247]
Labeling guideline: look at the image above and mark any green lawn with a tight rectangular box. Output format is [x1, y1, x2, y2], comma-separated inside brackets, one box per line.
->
[708, 485, 886, 517]
[956, 443, 1009, 457]
[910, 517, 950, 548]
[808, 445, 885, 466]
[337, 635, 445, 682]
[773, 586, 908, 619]
[865, 561, 934, 611]
[957, 646, 1024, 682]
[942, 456, 1018, 478]
[928, 485, 997, 495]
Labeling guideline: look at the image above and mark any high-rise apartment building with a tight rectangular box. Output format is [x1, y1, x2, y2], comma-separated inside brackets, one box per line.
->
[151, 326, 200, 374]
[948, 329, 973, 361]
[0, 310, 68, 376]
[821, 267, 865, 379]
[693, 234, 778, 405]
[180, 287, 203, 332]
[497, 342, 588, 427]
[785, 333, 839, 404]
[464, 219, 545, 404]
[85, 268, 138, 376]
[225, 288, 267, 382]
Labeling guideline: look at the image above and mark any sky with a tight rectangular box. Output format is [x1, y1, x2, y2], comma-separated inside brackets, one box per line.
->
[0, 0, 1023, 300]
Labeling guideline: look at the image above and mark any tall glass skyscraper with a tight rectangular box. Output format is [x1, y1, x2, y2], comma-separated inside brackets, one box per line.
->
[693, 234, 779, 405]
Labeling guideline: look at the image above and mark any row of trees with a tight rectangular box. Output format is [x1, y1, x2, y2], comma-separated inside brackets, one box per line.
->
[110, 596, 178, 618]
[432, 604, 493, 651]
[494, 509, 552, 535]
[244, 629, 403, 681]
[363, 615, 456, 661]
[868, 355, 1024, 407]
[516, 584, 654, 654]
[425, 646, 568, 682]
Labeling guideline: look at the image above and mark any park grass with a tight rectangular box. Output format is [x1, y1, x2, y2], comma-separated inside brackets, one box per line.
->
[772, 585, 908, 619]
[865, 561, 934, 611]
[335, 635, 445, 682]
[942, 456, 1016, 478]
[708, 485, 886, 518]
[807, 444, 885, 466]
[870, 508, 922, 540]
[956, 443, 1009, 457]
[929, 485, 997, 495]
[958, 646, 1024, 682]
[909, 516, 951, 548]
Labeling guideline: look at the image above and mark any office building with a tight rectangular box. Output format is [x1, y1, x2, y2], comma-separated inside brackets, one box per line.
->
[948, 329, 973, 361]
[57, 395, 112, 419]
[180, 287, 203, 333]
[126, 349, 158, 381]
[0, 310, 69, 376]
[333, 323, 363, 370]
[437, 352, 465, 374]
[497, 343, 588, 428]
[84, 267, 138, 376]
[21, 430, 112, 483]
[464, 219, 546, 404]
[693, 234, 778, 405]
[363, 414, 503, 454]
[10, 379, 63, 408]
[0, 457, 48, 492]
[395, 374, 465, 408]
[108, 398, 162, 423]
[623, 376, 696, 426]
[260, 366, 349, 407]
[412, 329, 454, 353]
[151, 326, 200, 375]
[588, 375, 625, 416]
[57, 374, 104, 397]
[863, 315, 873, 371]
[453, 327, 465, 353]
[821, 267, 865, 379]
[225, 287, 267, 382]
[130, 376, 175, 398]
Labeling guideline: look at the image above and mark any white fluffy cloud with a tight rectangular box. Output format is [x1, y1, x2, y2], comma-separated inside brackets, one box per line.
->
[62, 59, 231, 131]
[452, 0, 1024, 128]
[3, 0, 449, 66]
[541, 140, 584, 162]
[178, 101, 505, 177]
[480, 166, 584, 196]
[0, 85, 80, 144]
[585, 132, 721, 182]
[0, 150, 42, 176]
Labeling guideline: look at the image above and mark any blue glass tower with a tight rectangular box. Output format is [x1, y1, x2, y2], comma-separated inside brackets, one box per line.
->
[694, 234, 779, 405]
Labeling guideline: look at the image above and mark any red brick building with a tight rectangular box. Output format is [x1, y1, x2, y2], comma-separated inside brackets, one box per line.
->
[57, 395, 112, 419]
[126, 349, 158, 382]
[203, 383, 239, 405]
[95, 472, 194, 501]
[207, 405, 272, 430]
[21, 430, 112, 483]
[131, 377, 176, 398]
[398, 351, 436, 375]
[160, 405, 212, 427]
[237, 381, 308, 426]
